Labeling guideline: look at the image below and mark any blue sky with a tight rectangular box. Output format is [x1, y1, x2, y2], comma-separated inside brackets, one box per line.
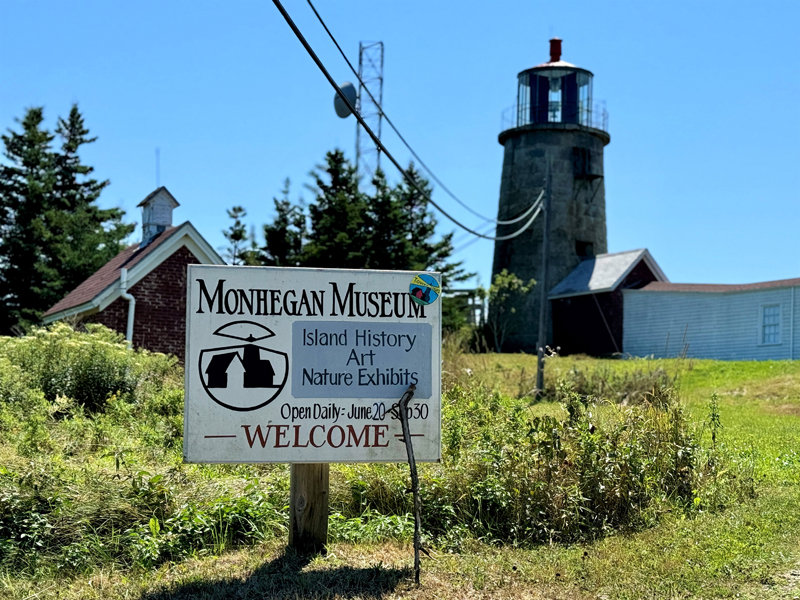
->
[1, 0, 798, 287]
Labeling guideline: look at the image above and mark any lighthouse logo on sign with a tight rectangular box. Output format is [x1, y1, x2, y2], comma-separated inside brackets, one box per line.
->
[198, 321, 288, 412]
[409, 273, 440, 306]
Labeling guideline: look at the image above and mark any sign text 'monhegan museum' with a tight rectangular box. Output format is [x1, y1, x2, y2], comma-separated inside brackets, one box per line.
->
[184, 266, 442, 463]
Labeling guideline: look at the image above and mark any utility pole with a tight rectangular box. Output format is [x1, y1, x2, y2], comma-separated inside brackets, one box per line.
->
[535, 154, 552, 397]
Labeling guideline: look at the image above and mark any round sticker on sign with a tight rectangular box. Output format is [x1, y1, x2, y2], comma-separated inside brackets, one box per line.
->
[409, 273, 441, 306]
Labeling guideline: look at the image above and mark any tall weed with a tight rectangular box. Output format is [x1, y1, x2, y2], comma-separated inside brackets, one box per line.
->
[341, 381, 750, 548]
[552, 362, 678, 405]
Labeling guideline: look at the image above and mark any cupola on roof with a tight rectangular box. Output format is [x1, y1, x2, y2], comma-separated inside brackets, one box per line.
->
[138, 186, 179, 245]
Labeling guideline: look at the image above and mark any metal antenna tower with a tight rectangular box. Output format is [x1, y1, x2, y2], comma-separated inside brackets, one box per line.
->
[355, 41, 384, 185]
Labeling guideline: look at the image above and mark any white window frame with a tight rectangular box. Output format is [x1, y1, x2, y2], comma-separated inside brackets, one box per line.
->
[759, 303, 782, 346]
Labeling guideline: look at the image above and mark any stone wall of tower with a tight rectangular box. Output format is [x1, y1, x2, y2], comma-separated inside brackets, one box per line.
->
[491, 123, 610, 352]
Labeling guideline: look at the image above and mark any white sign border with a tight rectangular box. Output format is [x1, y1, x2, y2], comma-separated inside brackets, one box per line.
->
[182, 265, 442, 464]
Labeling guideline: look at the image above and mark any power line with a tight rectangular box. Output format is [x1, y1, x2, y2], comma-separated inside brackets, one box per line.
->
[455, 200, 543, 254]
[305, 0, 536, 227]
[453, 190, 543, 247]
[454, 225, 495, 254]
[271, 0, 541, 242]
[453, 219, 496, 246]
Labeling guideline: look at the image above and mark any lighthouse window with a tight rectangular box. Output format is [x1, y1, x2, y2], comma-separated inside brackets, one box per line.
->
[576, 241, 594, 260]
[572, 148, 592, 178]
[548, 77, 562, 122]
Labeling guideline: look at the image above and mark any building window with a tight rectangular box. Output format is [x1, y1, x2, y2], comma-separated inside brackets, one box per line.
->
[761, 304, 781, 345]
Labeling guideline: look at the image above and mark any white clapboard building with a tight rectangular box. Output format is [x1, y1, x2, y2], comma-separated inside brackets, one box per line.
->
[622, 278, 800, 360]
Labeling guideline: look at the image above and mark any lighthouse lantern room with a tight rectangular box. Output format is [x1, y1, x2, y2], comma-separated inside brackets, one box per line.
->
[512, 38, 605, 131]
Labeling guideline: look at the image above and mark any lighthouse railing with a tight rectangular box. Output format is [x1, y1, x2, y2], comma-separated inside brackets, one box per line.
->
[500, 101, 608, 133]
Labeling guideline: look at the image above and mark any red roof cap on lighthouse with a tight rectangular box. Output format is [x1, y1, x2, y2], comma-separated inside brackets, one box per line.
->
[532, 38, 579, 69]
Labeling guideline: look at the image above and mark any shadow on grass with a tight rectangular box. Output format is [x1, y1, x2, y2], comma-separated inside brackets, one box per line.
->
[139, 548, 412, 600]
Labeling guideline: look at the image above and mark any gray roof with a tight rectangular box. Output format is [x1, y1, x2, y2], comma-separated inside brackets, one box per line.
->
[548, 249, 668, 299]
[137, 186, 180, 208]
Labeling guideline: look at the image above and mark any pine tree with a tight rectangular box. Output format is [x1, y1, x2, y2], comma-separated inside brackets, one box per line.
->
[48, 105, 133, 299]
[0, 108, 56, 332]
[231, 149, 470, 286]
[0, 105, 133, 333]
[301, 150, 370, 269]
[222, 206, 254, 265]
[380, 164, 471, 287]
[258, 178, 305, 267]
[362, 168, 412, 270]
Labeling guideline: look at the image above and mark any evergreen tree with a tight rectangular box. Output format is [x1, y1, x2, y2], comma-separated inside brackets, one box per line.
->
[48, 105, 133, 300]
[0, 105, 133, 333]
[258, 178, 305, 267]
[229, 149, 471, 285]
[0, 108, 56, 332]
[379, 164, 470, 287]
[222, 206, 254, 265]
[301, 150, 370, 269]
[362, 168, 412, 270]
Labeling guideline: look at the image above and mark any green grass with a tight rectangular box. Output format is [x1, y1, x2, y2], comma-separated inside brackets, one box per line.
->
[2, 327, 800, 598]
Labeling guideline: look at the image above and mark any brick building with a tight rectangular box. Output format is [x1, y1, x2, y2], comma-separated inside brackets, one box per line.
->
[42, 187, 224, 361]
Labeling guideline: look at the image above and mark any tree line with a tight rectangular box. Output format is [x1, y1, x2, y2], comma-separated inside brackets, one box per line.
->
[0, 107, 473, 336]
[221, 150, 479, 334]
[221, 149, 470, 287]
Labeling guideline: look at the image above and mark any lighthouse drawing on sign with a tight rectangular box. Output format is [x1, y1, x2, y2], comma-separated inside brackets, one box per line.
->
[198, 321, 288, 412]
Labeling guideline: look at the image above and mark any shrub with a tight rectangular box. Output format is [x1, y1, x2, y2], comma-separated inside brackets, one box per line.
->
[337, 380, 751, 547]
[126, 479, 288, 568]
[0, 461, 289, 573]
[329, 509, 413, 544]
[0, 323, 177, 412]
[0, 356, 49, 432]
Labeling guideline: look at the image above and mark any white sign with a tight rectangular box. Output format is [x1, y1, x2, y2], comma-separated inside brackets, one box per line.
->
[184, 266, 442, 463]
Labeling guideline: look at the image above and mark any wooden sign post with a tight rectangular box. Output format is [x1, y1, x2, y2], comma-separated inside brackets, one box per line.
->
[289, 463, 329, 552]
[183, 266, 442, 553]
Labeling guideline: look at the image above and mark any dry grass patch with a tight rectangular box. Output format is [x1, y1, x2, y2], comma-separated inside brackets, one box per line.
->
[721, 374, 800, 402]
[767, 404, 800, 417]
[5, 541, 600, 600]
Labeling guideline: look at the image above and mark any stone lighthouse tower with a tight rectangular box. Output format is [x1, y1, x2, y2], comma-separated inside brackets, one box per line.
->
[491, 38, 610, 352]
